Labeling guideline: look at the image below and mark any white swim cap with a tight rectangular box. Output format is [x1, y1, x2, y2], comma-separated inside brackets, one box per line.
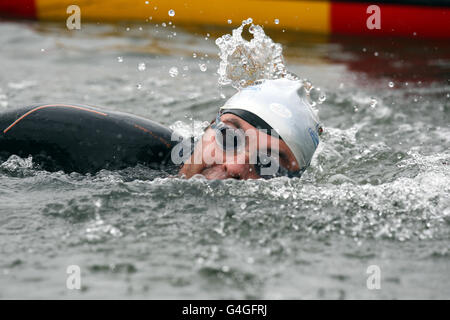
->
[220, 78, 322, 170]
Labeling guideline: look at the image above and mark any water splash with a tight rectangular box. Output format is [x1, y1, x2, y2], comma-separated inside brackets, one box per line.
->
[170, 119, 210, 142]
[215, 18, 288, 90]
[215, 18, 326, 110]
[0, 155, 34, 176]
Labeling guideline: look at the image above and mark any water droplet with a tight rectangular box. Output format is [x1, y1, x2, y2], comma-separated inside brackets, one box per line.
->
[126, 27, 130, 31]
[162, 22, 166, 27]
[169, 66, 178, 77]
[362, 47, 367, 52]
[370, 97, 378, 108]
[192, 53, 197, 58]
[136, 84, 142, 90]
[199, 64, 207, 72]
[274, 19, 279, 24]
[168, 9, 175, 16]
[318, 93, 326, 104]
[220, 93, 226, 99]
[353, 105, 359, 112]
[117, 56, 123, 63]
[227, 19, 232, 24]
[309, 86, 321, 102]
[215, 38, 224, 46]
[446, 93, 450, 98]
[388, 81, 394, 88]
[138, 62, 146, 71]
[145, 1, 149, 4]
[40, 48, 45, 52]
[303, 80, 313, 93]
[242, 17, 253, 25]
[240, 203, 247, 210]
[374, 52, 379, 56]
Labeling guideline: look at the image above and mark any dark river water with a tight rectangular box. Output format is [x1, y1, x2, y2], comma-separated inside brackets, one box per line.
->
[0, 21, 449, 299]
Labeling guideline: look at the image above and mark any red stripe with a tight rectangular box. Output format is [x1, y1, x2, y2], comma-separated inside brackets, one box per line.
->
[0, 0, 36, 19]
[331, 3, 450, 38]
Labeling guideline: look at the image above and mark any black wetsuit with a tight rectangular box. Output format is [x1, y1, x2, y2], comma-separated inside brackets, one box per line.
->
[0, 104, 177, 174]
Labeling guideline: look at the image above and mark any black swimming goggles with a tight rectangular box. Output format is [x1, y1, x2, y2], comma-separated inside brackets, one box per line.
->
[210, 111, 304, 179]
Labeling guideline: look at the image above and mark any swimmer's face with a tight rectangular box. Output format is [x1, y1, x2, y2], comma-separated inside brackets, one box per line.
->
[178, 113, 300, 180]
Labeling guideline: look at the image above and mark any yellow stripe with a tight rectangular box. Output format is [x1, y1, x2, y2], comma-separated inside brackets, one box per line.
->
[36, 0, 330, 34]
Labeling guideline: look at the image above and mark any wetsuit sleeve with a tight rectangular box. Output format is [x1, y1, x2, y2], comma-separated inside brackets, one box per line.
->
[0, 104, 175, 174]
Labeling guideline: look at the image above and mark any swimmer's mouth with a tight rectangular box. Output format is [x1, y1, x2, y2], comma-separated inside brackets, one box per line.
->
[199, 165, 229, 180]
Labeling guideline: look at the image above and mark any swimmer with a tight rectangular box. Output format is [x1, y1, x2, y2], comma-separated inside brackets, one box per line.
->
[0, 78, 322, 179]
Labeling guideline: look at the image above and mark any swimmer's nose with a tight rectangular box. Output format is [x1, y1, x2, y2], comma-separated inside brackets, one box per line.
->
[200, 130, 255, 179]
